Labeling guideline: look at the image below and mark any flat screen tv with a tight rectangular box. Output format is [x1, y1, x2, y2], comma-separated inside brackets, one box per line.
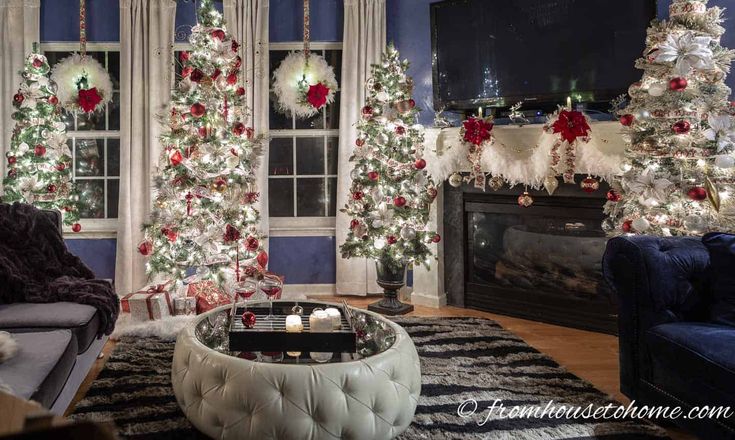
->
[431, 0, 657, 111]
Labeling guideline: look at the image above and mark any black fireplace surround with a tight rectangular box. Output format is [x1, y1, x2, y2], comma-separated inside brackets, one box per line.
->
[444, 176, 617, 334]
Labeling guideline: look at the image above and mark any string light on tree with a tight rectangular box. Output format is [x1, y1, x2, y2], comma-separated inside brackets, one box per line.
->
[605, 0, 735, 236]
[140, 0, 266, 286]
[340, 44, 438, 269]
[2, 49, 81, 231]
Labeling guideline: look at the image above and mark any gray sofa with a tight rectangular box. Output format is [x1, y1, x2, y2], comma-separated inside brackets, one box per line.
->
[0, 210, 108, 415]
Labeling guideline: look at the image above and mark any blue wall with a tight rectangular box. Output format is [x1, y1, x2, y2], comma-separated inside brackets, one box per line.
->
[387, 0, 735, 125]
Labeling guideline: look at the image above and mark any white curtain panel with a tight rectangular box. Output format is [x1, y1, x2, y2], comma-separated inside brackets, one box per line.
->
[0, 0, 39, 195]
[115, 0, 176, 296]
[224, 0, 270, 251]
[335, 0, 386, 295]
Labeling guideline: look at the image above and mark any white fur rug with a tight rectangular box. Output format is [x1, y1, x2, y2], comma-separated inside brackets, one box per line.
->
[112, 314, 196, 341]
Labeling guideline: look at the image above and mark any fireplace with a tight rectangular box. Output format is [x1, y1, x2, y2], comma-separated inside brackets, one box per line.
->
[443, 177, 617, 334]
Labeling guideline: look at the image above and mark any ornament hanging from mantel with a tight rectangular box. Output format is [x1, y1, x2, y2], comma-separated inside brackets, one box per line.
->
[50, 0, 112, 114]
[272, 0, 338, 119]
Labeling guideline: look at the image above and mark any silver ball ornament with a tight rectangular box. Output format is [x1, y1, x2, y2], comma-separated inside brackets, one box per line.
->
[448, 173, 463, 187]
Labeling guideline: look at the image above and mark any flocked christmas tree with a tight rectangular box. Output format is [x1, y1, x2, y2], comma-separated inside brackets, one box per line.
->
[605, 0, 735, 236]
[3, 50, 81, 231]
[340, 44, 440, 270]
[140, 0, 267, 285]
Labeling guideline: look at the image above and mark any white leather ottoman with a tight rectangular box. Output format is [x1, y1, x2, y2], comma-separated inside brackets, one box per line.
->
[171, 303, 421, 439]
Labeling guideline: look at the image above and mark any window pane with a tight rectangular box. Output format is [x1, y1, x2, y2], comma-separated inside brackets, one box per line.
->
[77, 110, 105, 131]
[86, 51, 105, 67]
[296, 137, 324, 175]
[269, 51, 290, 87]
[44, 51, 72, 68]
[325, 92, 340, 130]
[327, 136, 338, 175]
[268, 138, 293, 175]
[328, 177, 337, 216]
[76, 180, 105, 219]
[109, 92, 120, 131]
[269, 92, 292, 129]
[75, 139, 104, 177]
[108, 51, 120, 89]
[107, 138, 120, 176]
[325, 50, 342, 86]
[59, 110, 75, 131]
[295, 106, 324, 129]
[296, 178, 326, 217]
[107, 179, 119, 218]
[269, 178, 294, 217]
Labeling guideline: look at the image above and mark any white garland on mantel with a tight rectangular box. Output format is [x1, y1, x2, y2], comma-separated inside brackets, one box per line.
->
[423, 121, 626, 189]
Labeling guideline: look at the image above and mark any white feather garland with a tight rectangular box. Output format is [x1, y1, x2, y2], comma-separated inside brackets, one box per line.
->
[423, 121, 625, 189]
[272, 52, 337, 119]
[50, 53, 113, 113]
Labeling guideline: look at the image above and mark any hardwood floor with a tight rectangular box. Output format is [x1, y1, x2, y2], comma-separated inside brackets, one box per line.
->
[68, 295, 697, 439]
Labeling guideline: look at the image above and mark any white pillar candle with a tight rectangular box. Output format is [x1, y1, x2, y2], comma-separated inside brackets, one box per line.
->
[324, 307, 342, 330]
[285, 314, 303, 333]
[309, 309, 332, 333]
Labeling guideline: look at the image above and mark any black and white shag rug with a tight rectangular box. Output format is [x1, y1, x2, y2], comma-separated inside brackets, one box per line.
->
[70, 317, 669, 439]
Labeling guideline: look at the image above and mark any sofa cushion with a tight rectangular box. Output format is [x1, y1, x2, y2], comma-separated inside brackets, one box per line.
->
[647, 322, 735, 408]
[0, 302, 100, 353]
[0, 330, 77, 408]
[702, 233, 735, 327]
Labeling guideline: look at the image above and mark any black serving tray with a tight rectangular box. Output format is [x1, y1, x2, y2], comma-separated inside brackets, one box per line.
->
[228, 301, 357, 353]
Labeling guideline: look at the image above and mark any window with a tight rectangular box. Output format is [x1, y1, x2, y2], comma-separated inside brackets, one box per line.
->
[268, 43, 341, 230]
[43, 44, 121, 233]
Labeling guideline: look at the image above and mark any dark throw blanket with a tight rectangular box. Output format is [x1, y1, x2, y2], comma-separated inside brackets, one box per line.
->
[0, 203, 119, 335]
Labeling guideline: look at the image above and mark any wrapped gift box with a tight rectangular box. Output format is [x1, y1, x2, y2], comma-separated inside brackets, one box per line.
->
[187, 280, 231, 314]
[122, 282, 174, 321]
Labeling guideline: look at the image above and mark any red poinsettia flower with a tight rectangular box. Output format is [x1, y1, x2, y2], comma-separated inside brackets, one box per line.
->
[552, 110, 591, 144]
[462, 117, 494, 146]
[306, 83, 330, 109]
[78, 88, 102, 113]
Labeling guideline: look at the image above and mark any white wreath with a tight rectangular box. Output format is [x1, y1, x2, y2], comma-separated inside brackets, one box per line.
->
[51, 53, 113, 113]
[272, 51, 337, 119]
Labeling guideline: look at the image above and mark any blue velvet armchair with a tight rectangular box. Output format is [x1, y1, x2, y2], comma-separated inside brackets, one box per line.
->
[603, 235, 735, 440]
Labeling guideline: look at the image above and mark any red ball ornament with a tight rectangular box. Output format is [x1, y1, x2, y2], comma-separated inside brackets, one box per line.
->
[169, 150, 183, 166]
[198, 126, 208, 138]
[226, 73, 238, 85]
[257, 250, 269, 268]
[190, 103, 206, 118]
[395, 126, 406, 135]
[622, 220, 633, 233]
[55, 163, 66, 171]
[352, 191, 364, 201]
[241, 311, 256, 328]
[190, 68, 204, 83]
[606, 189, 622, 202]
[432, 234, 442, 243]
[34, 145, 46, 156]
[669, 77, 688, 92]
[7, 169, 16, 178]
[361, 106, 373, 119]
[387, 235, 398, 245]
[414, 158, 427, 170]
[71, 223, 82, 233]
[368, 171, 379, 181]
[350, 219, 360, 229]
[32, 58, 43, 68]
[162, 227, 178, 242]
[47, 184, 57, 193]
[13, 93, 23, 105]
[245, 236, 259, 251]
[7, 156, 16, 165]
[236, 87, 246, 96]
[619, 114, 635, 127]
[393, 196, 407, 207]
[48, 95, 58, 105]
[179, 51, 190, 62]
[355, 138, 365, 147]
[138, 240, 153, 256]
[233, 122, 246, 136]
[427, 187, 438, 200]
[408, 99, 416, 109]
[580, 177, 600, 193]
[211, 29, 226, 40]
[672, 120, 691, 135]
[687, 186, 707, 201]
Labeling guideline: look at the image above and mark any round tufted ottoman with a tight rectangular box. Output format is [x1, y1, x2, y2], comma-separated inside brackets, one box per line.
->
[171, 303, 421, 440]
